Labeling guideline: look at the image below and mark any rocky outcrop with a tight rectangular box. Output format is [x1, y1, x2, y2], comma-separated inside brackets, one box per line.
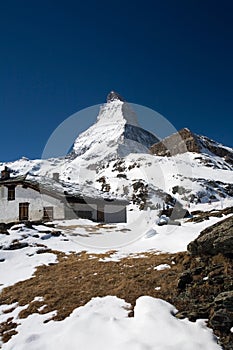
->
[187, 206, 233, 223]
[187, 215, 233, 256]
[174, 213, 233, 350]
[150, 128, 233, 165]
[210, 291, 233, 331]
[159, 206, 190, 220]
[107, 90, 125, 102]
[150, 128, 200, 156]
[201, 135, 233, 162]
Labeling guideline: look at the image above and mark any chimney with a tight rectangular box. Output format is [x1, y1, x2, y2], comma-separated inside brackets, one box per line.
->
[52, 173, 59, 182]
[1, 166, 10, 180]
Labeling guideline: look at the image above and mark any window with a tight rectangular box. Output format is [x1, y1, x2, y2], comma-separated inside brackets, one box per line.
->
[8, 186, 16, 201]
[43, 207, 54, 221]
[19, 203, 29, 221]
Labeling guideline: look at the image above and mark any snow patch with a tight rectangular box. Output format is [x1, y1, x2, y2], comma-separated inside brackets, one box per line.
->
[1, 296, 221, 350]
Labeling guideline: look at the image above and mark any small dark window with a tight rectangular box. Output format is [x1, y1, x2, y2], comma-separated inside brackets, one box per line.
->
[8, 186, 15, 201]
[43, 207, 54, 221]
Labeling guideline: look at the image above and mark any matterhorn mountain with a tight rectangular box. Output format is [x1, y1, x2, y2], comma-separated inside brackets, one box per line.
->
[72, 91, 159, 162]
[1, 91, 233, 210]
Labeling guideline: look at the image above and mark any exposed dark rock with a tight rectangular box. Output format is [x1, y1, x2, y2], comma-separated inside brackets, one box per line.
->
[177, 270, 193, 289]
[150, 127, 233, 166]
[173, 251, 233, 349]
[131, 180, 148, 209]
[107, 91, 125, 102]
[0, 225, 9, 235]
[96, 176, 111, 192]
[112, 160, 126, 172]
[187, 215, 233, 256]
[174, 214, 233, 350]
[50, 231, 62, 237]
[209, 308, 233, 331]
[187, 206, 233, 223]
[150, 128, 201, 156]
[36, 248, 52, 254]
[208, 274, 225, 285]
[172, 185, 187, 195]
[0, 222, 18, 234]
[3, 241, 29, 250]
[214, 291, 233, 312]
[116, 173, 127, 179]
[37, 229, 51, 234]
[160, 206, 190, 220]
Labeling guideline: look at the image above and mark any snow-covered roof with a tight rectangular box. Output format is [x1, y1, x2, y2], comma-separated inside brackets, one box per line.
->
[0, 175, 27, 184]
[0, 174, 128, 205]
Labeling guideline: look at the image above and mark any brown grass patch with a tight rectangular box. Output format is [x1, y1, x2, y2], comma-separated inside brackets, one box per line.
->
[0, 317, 18, 343]
[0, 250, 186, 341]
[56, 223, 118, 234]
[1, 248, 231, 346]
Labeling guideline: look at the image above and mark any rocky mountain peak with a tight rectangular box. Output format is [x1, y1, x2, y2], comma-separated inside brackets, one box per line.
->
[72, 92, 159, 161]
[107, 91, 125, 103]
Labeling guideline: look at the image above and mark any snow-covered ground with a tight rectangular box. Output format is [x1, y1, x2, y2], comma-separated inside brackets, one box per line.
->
[0, 198, 232, 349]
[1, 199, 232, 289]
[0, 296, 221, 350]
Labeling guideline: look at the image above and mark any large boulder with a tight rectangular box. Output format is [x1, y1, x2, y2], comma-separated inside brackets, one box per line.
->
[209, 291, 233, 332]
[187, 215, 233, 256]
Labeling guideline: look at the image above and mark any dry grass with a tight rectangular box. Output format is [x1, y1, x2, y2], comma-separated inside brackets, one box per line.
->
[0, 250, 185, 342]
[1, 248, 231, 346]
[56, 224, 119, 234]
[0, 317, 18, 343]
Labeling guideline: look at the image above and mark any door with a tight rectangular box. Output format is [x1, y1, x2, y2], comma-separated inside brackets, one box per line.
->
[19, 203, 29, 221]
[97, 206, 105, 222]
[43, 207, 54, 221]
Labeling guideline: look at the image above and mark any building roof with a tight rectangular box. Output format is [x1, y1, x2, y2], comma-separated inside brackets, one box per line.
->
[0, 175, 27, 184]
[0, 174, 129, 205]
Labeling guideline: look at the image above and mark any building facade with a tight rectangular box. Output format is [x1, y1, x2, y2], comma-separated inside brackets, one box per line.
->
[0, 167, 128, 224]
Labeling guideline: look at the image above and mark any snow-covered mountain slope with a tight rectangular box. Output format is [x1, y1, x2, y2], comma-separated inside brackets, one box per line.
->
[0, 92, 232, 210]
[87, 151, 233, 208]
[72, 91, 159, 162]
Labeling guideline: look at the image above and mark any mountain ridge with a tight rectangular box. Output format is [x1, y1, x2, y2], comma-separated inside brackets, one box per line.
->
[150, 127, 233, 165]
[0, 92, 232, 210]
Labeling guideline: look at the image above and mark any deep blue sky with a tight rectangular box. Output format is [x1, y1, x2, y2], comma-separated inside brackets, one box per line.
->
[0, 0, 232, 162]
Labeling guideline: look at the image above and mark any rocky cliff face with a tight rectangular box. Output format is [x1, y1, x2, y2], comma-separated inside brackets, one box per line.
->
[150, 128, 200, 156]
[188, 215, 233, 256]
[150, 128, 233, 166]
[173, 215, 233, 350]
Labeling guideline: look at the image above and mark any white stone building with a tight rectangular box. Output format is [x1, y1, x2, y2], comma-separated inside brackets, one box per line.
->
[0, 167, 128, 224]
